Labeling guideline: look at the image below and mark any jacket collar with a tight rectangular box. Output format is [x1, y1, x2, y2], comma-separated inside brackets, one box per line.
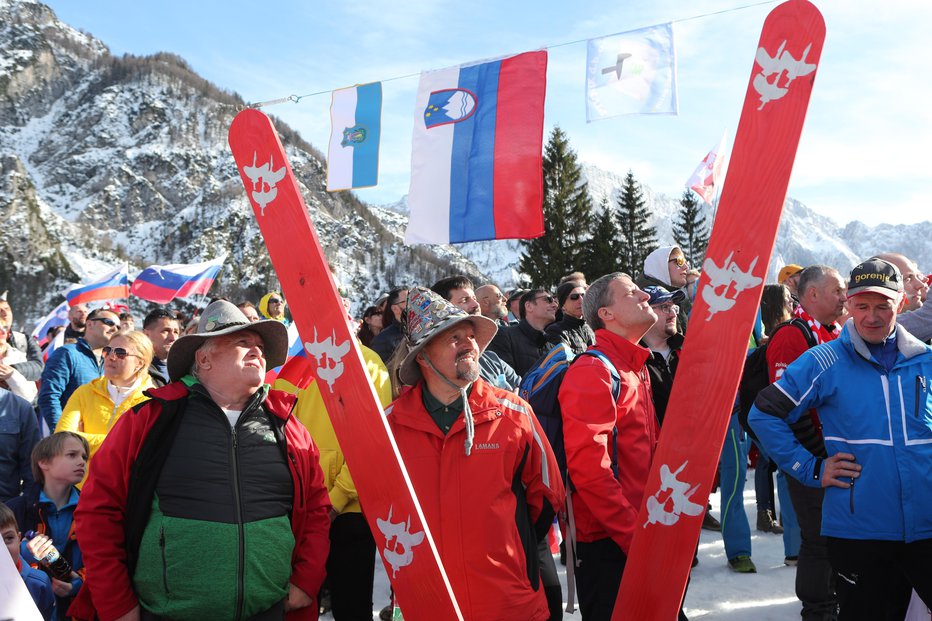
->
[842, 318, 930, 365]
[594, 328, 651, 371]
[387, 379, 502, 437]
[517, 318, 548, 343]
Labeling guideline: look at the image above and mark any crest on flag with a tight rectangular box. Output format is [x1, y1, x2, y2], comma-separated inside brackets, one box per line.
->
[586, 23, 678, 121]
[327, 82, 382, 191]
[424, 88, 477, 128]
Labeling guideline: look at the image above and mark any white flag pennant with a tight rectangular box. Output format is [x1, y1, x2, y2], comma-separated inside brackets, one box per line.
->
[586, 23, 678, 122]
[686, 130, 729, 205]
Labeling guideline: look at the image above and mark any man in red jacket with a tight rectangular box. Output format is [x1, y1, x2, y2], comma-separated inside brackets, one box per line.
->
[70, 300, 331, 621]
[558, 272, 660, 620]
[386, 287, 564, 621]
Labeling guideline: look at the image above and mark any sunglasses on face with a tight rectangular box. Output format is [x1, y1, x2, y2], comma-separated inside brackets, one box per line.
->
[568, 292, 585, 301]
[668, 256, 688, 268]
[102, 346, 138, 360]
[268, 298, 282, 304]
[91, 317, 119, 328]
[534, 295, 556, 304]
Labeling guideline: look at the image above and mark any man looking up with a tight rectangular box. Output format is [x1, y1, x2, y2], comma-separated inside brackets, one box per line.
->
[558, 273, 659, 619]
[71, 300, 331, 621]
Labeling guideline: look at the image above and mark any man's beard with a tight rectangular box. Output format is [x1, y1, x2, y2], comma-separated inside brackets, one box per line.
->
[455, 351, 480, 382]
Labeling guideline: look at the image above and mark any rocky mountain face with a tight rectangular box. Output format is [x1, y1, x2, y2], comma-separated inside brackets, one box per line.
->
[0, 0, 482, 327]
[2, 0, 929, 330]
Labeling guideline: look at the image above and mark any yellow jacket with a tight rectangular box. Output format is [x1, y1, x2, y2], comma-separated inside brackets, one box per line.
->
[274, 344, 391, 514]
[55, 375, 153, 486]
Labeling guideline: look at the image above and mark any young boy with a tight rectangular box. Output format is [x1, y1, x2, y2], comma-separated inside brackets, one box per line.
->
[5, 432, 87, 621]
[1, 502, 56, 620]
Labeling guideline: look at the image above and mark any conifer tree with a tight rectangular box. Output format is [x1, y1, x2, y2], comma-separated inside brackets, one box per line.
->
[519, 127, 594, 288]
[672, 189, 711, 266]
[581, 197, 622, 280]
[615, 170, 657, 276]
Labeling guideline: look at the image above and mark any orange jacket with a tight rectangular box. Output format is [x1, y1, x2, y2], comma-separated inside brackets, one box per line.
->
[558, 329, 659, 553]
[386, 379, 564, 621]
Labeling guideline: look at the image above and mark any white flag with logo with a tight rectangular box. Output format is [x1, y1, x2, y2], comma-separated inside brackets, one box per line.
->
[586, 23, 677, 122]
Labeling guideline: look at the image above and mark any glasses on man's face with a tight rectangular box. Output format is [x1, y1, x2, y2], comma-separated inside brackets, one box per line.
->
[568, 292, 585, 301]
[668, 256, 688, 268]
[102, 346, 138, 360]
[656, 303, 680, 315]
[534, 294, 556, 304]
[91, 317, 119, 328]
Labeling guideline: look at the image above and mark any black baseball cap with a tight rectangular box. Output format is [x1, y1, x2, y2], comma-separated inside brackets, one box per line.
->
[847, 258, 903, 300]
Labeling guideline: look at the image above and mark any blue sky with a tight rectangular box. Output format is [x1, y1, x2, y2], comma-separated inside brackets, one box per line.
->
[43, 0, 931, 225]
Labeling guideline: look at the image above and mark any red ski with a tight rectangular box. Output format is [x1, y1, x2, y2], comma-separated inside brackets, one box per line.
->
[615, 1, 825, 619]
[228, 109, 463, 621]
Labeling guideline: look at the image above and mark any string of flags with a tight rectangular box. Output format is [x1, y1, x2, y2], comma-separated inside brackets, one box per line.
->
[251, 2, 776, 244]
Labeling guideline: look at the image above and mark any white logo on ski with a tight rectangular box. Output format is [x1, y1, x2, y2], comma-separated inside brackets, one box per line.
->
[242, 152, 286, 215]
[753, 40, 817, 110]
[644, 461, 704, 527]
[304, 327, 351, 392]
[701, 253, 763, 321]
[376, 506, 425, 578]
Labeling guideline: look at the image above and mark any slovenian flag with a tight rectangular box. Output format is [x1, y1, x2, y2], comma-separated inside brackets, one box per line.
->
[32, 301, 69, 346]
[405, 50, 547, 244]
[130, 256, 225, 304]
[64, 264, 129, 306]
[327, 82, 382, 191]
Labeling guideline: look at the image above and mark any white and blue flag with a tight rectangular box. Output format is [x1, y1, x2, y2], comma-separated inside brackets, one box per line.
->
[586, 23, 678, 122]
[327, 82, 382, 191]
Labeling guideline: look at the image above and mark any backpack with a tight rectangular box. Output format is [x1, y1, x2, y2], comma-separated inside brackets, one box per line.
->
[737, 317, 817, 441]
[519, 343, 621, 488]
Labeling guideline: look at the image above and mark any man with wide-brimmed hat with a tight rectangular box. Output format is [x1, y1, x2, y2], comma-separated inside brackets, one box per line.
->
[71, 300, 331, 621]
[751, 258, 932, 619]
[386, 287, 563, 621]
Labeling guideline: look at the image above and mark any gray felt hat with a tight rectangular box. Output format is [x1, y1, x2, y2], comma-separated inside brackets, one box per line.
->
[167, 299, 288, 382]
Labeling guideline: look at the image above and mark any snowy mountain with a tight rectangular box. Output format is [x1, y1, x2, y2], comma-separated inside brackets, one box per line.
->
[0, 0, 483, 326]
[2, 0, 929, 330]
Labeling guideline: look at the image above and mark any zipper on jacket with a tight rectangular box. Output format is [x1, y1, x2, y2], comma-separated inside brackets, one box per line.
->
[849, 477, 855, 514]
[916, 376, 926, 418]
[289, 452, 304, 508]
[231, 426, 245, 621]
[159, 525, 170, 595]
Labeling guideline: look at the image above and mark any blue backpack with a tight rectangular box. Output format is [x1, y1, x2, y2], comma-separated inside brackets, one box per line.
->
[519, 343, 622, 487]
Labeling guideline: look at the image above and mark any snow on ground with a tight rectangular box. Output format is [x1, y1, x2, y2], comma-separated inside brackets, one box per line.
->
[324, 470, 799, 620]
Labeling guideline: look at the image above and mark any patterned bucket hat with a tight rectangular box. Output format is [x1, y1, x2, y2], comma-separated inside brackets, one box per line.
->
[398, 287, 498, 385]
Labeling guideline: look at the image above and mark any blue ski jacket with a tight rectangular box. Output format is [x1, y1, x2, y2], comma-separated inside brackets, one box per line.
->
[749, 320, 932, 543]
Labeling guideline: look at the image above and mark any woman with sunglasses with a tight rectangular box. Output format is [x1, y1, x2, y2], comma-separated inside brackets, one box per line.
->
[55, 331, 154, 487]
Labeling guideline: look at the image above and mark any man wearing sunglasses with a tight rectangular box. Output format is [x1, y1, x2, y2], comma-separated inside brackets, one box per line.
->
[488, 288, 558, 376]
[546, 280, 595, 356]
[637, 246, 693, 335]
[38, 308, 120, 431]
